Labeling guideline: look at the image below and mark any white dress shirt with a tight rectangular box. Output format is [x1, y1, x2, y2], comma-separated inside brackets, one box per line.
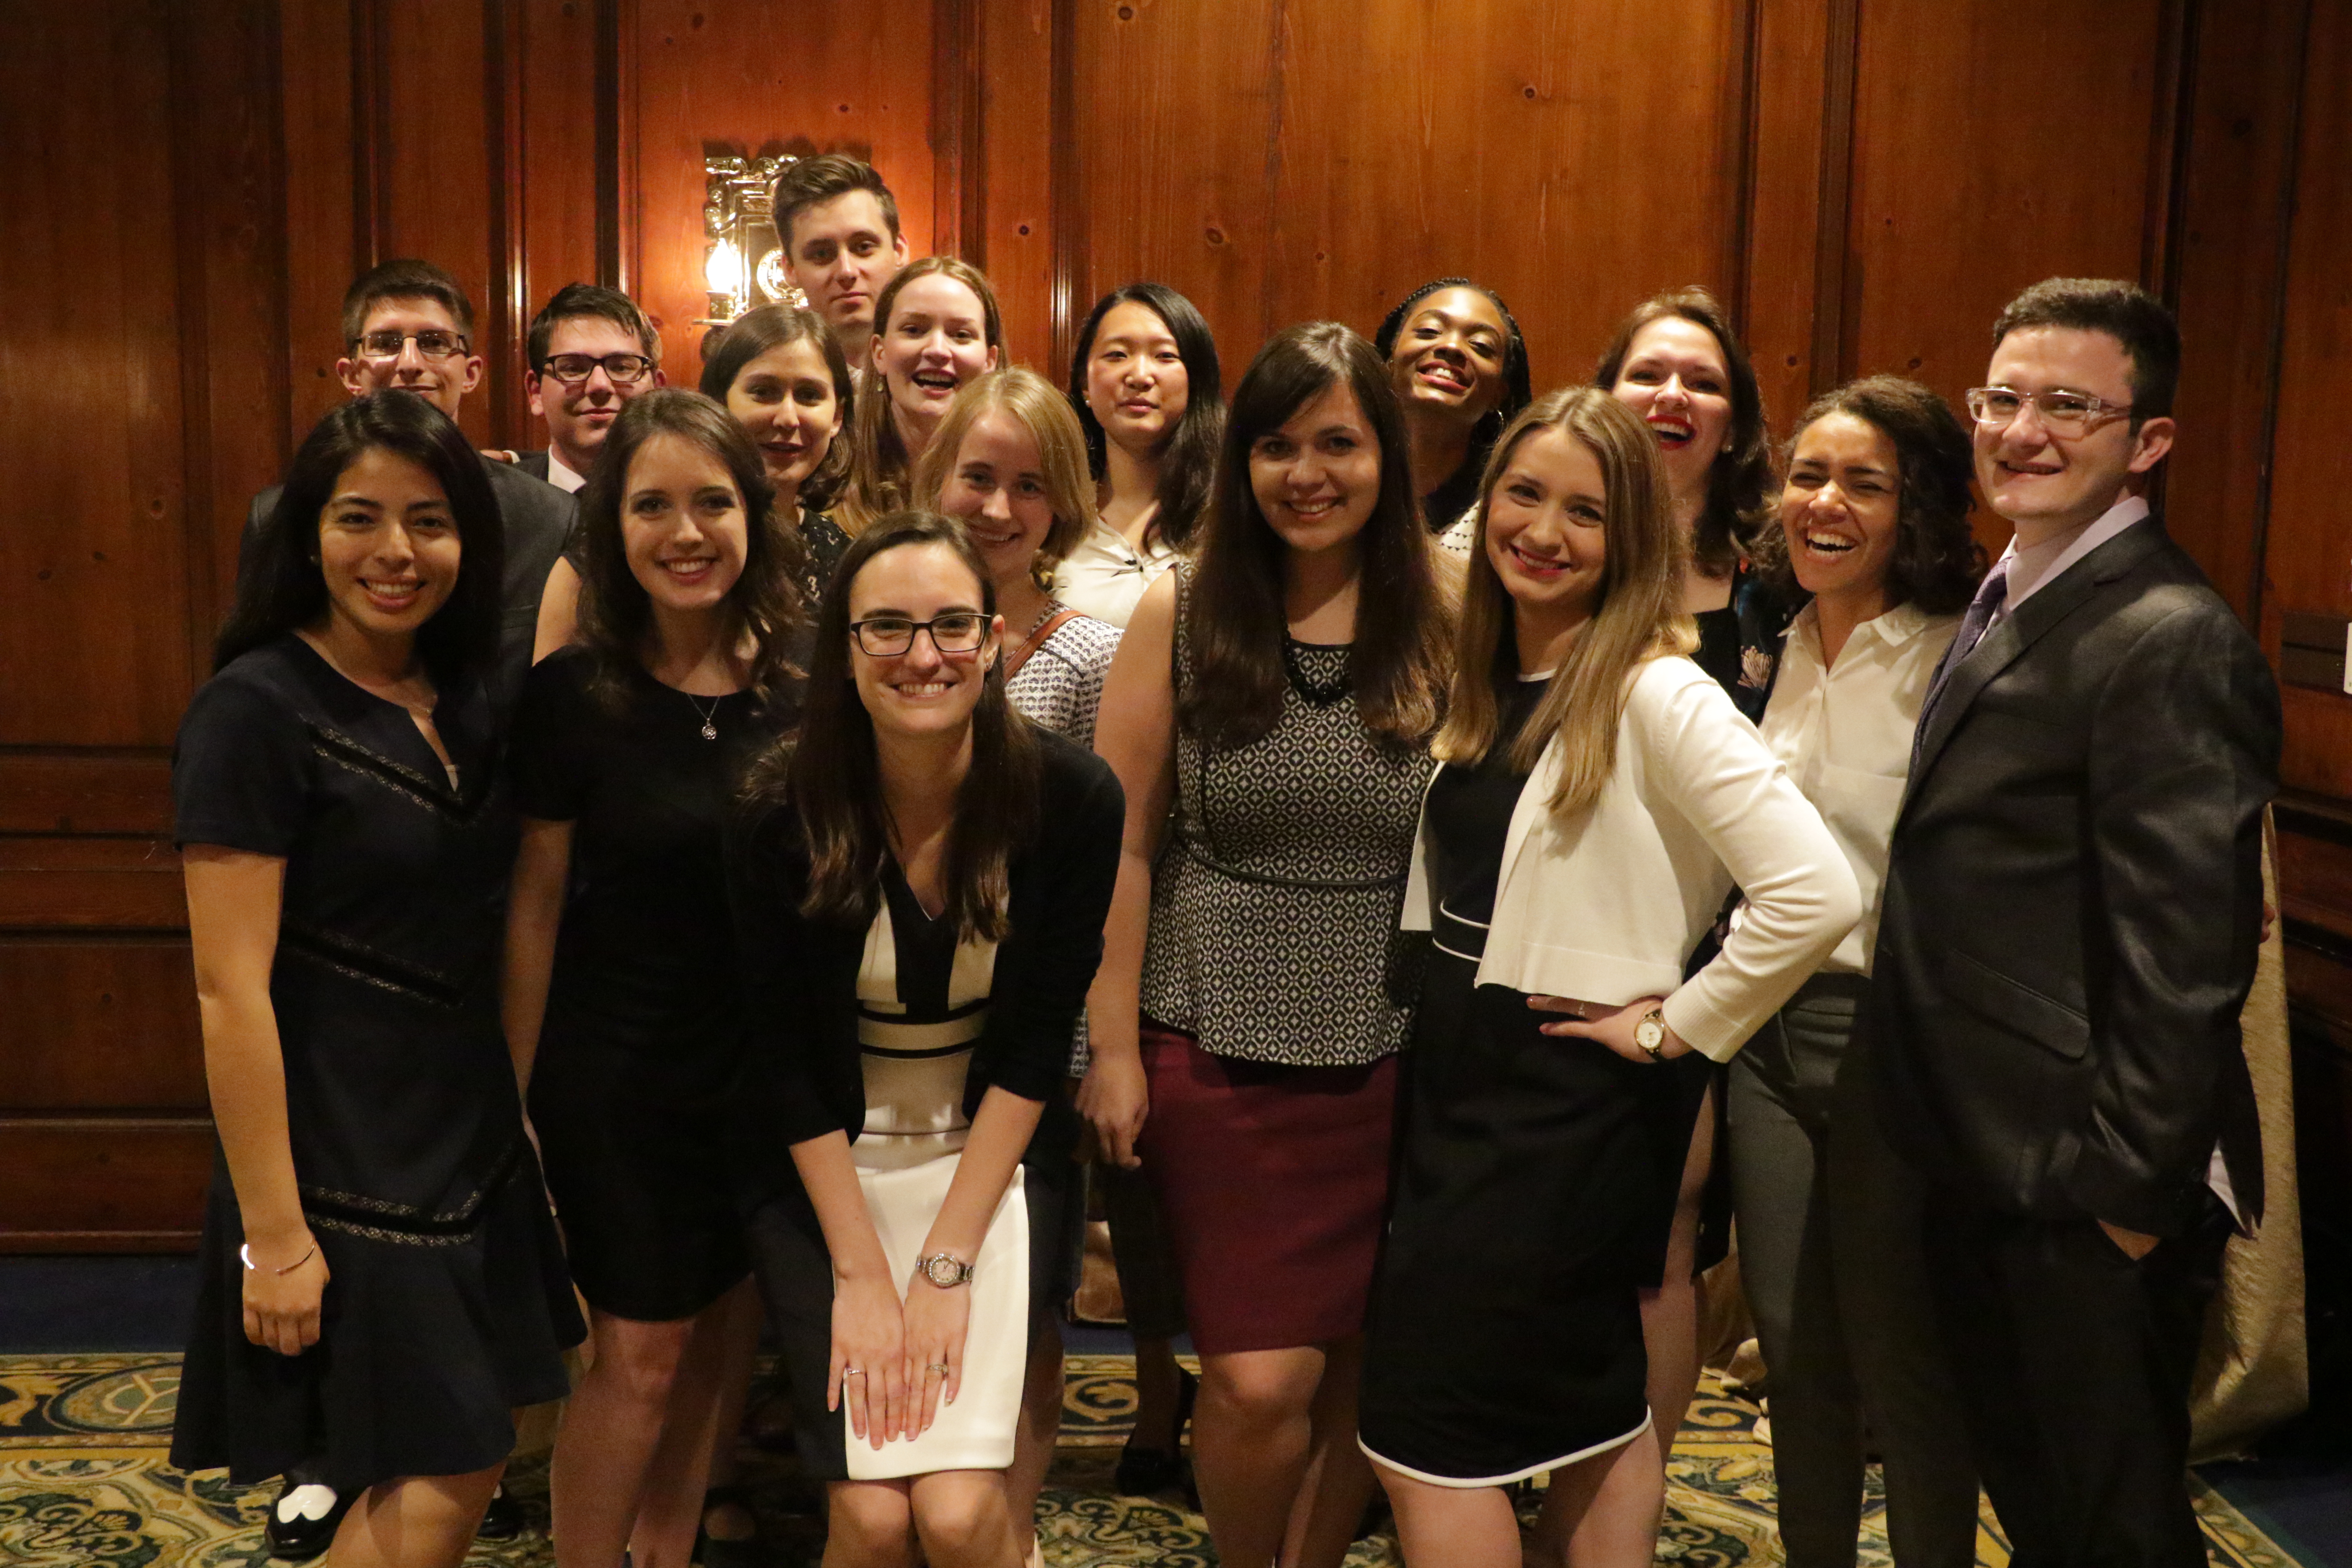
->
[1758, 601, 1959, 975]
[546, 450, 588, 494]
[1996, 493, 2148, 616]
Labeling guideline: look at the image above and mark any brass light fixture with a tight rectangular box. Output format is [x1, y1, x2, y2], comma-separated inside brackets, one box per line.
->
[699, 151, 808, 351]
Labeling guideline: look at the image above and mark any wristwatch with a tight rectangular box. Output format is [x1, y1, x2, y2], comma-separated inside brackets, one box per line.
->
[1634, 1008, 1669, 1061]
[918, 1251, 976, 1288]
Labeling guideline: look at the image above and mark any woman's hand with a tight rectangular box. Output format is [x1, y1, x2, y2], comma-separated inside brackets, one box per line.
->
[1528, 994, 1695, 1064]
[900, 1269, 974, 1435]
[240, 1230, 329, 1357]
[1077, 1051, 1150, 1169]
[830, 1273, 908, 1449]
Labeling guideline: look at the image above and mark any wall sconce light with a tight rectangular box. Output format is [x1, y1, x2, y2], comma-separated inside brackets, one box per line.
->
[700, 151, 808, 354]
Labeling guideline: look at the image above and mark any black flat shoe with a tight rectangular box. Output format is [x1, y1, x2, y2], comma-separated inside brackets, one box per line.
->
[263, 1470, 352, 1562]
[1114, 1365, 1198, 1496]
[475, 1483, 524, 1541]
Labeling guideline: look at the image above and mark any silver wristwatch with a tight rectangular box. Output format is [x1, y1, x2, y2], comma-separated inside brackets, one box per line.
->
[1634, 1008, 1669, 1060]
[918, 1251, 976, 1288]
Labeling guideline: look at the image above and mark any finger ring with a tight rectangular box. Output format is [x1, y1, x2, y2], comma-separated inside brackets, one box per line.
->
[842, 1367, 866, 1378]
[927, 1363, 950, 1374]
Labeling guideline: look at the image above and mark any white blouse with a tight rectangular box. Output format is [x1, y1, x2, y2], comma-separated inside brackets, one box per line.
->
[1756, 601, 1958, 976]
[1403, 655, 1861, 1063]
[1051, 518, 1179, 628]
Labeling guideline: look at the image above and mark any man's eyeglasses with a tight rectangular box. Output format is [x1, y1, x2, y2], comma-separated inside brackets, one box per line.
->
[540, 352, 656, 387]
[352, 329, 471, 362]
[1965, 386, 2132, 436]
[849, 613, 990, 657]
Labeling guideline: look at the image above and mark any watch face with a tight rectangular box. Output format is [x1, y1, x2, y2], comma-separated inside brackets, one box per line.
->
[1636, 1015, 1665, 1048]
[923, 1254, 967, 1287]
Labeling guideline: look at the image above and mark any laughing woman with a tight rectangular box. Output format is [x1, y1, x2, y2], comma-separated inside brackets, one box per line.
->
[1358, 387, 1856, 1568]
[170, 392, 581, 1568]
[1081, 322, 1453, 1568]
[843, 258, 1005, 530]
[1372, 277, 1531, 541]
[503, 391, 807, 1568]
[729, 514, 1123, 1568]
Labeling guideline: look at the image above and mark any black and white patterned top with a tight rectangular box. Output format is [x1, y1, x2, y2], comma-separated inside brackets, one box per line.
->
[1006, 611, 1122, 749]
[1139, 567, 1431, 1067]
[852, 863, 1001, 1173]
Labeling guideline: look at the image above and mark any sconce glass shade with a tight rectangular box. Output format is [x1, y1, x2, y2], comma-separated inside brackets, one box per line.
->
[701, 151, 809, 336]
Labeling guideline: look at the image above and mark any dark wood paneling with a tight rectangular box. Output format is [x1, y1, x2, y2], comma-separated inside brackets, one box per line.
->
[0, 1119, 213, 1250]
[2264, 0, 2352, 799]
[519, 0, 607, 341]
[1843, 0, 2170, 557]
[278, 0, 362, 452]
[0, 840, 185, 932]
[0, 943, 205, 1112]
[0, 2, 193, 750]
[630, 0, 942, 383]
[2162, 0, 2310, 625]
[0, 756, 173, 836]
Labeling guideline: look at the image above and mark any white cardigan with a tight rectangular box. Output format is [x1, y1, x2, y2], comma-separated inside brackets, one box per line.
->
[1403, 656, 1862, 1063]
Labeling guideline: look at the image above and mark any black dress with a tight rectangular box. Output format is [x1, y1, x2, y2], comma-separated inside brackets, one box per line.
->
[1358, 672, 1663, 1485]
[168, 635, 582, 1495]
[508, 646, 798, 1321]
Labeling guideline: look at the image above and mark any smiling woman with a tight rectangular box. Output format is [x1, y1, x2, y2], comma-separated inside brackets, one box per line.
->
[843, 258, 1007, 532]
[1374, 277, 1531, 539]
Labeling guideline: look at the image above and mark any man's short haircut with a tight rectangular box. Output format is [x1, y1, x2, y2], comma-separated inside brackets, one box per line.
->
[526, 282, 661, 368]
[770, 155, 901, 253]
[1992, 277, 2180, 425]
[340, 259, 475, 347]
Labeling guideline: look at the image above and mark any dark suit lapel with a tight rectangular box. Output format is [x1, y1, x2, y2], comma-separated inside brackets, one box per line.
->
[1906, 519, 2171, 792]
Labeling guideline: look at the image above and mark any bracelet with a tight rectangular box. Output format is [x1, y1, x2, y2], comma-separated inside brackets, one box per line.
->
[240, 1241, 318, 1275]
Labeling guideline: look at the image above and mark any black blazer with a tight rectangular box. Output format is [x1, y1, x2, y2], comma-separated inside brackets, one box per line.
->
[726, 729, 1124, 1205]
[1868, 516, 2281, 1237]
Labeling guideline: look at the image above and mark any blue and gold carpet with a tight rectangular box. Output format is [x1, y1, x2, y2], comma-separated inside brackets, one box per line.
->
[0, 1354, 2305, 1566]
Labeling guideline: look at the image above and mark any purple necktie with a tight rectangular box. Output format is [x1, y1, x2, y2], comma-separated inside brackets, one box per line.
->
[1914, 560, 2010, 768]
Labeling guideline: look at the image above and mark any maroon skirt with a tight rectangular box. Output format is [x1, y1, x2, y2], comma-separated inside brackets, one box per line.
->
[1136, 1021, 1399, 1354]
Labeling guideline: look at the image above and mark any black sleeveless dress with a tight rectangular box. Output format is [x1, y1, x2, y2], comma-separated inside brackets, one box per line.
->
[169, 635, 582, 1494]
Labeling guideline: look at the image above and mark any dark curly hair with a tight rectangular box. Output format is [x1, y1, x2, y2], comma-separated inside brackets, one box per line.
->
[1752, 375, 1984, 615]
[1592, 286, 1773, 577]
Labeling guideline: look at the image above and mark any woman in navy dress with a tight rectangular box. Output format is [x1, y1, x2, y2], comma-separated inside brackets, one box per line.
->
[503, 390, 807, 1568]
[169, 392, 580, 1568]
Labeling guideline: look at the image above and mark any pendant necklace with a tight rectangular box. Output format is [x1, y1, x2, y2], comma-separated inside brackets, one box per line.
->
[686, 691, 722, 741]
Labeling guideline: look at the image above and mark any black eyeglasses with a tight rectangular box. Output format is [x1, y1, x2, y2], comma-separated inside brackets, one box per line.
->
[540, 352, 656, 386]
[352, 329, 470, 361]
[849, 613, 990, 656]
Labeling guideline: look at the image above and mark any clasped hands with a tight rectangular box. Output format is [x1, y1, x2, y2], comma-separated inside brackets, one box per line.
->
[829, 1264, 972, 1449]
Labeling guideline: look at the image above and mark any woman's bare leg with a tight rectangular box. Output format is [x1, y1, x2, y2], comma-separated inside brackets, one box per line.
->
[1281, 1333, 1375, 1568]
[1550, 1427, 1664, 1568]
[552, 1308, 695, 1567]
[1008, 1316, 1065, 1562]
[909, 1469, 1023, 1568]
[1377, 1467, 1519, 1568]
[631, 1277, 764, 1568]
[1193, 1345, 1326, 1568]
[825, 1479, 920, 1568]
[326, 1463, 505, 1568]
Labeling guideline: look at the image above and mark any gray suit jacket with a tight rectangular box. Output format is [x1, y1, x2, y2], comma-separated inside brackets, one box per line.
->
[1868, 517, 2280, 1237]
[239, 456, 576, 701]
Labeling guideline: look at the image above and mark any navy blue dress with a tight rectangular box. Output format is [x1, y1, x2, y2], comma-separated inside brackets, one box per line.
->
[168, 635, 581, 1494]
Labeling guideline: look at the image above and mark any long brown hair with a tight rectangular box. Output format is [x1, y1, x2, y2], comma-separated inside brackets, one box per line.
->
[910, 368, 1094, 588]
[745, 511, 1041, 942]
[1592, 286, 1772, 577]
[574, 389, 807, 709]
[1181, 321, 1452, 752]
[1436, 387, 1695, 818]
[843, 257, 1005, 531]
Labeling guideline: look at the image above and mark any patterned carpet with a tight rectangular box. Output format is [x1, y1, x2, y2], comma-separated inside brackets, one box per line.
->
[0, 1353, 2305, 1567]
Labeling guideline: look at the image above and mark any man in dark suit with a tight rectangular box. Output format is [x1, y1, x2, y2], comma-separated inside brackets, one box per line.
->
[1869, 278, 2280, 1566]
[240, 260, 573, 706]
[515, 281, 665, 493]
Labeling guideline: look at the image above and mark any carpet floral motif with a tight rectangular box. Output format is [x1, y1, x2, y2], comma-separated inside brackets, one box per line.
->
[0, 1354, 2304, 1567]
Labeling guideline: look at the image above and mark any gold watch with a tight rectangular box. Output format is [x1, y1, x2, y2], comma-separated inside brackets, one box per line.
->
[1634, 1008, 1669, 1060]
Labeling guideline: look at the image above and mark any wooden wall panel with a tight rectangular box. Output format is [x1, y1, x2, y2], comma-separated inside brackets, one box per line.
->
[975, 0, 1059, 373]
[1740, 0, 1842, 429]
[0, 3, 192, 749]
[629, 0, 942, 385]
[278, 0, 364, 451]
[518, 0, 608, 362]
[1067, 0, 1280, 376]
[0, 1120, 214, 1251]
[0, 944, 205, 1113]
[1263, 0, 1751, 392]
[2160, 0, 2309, 622]
[1842, 0, 2170, 556]
[2263, 0, 2352, 799]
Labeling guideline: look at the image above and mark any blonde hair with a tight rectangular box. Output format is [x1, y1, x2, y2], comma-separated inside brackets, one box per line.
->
[911, 368, 1094, 589]
[1435, 386, 1696, 818]
[842, 256, 1004, 532]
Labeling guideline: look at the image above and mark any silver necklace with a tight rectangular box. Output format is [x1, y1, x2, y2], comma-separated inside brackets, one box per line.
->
[685, 691, 722, 741]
